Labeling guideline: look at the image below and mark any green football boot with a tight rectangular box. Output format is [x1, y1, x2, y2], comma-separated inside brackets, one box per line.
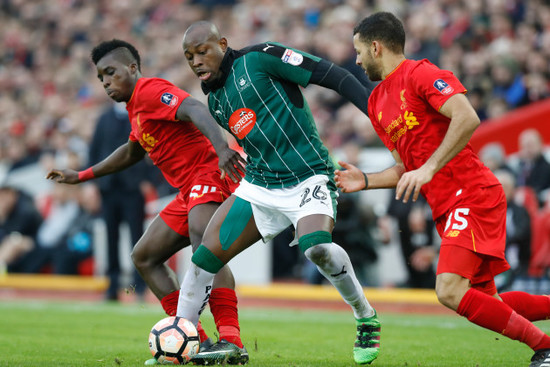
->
[353, 311, 381, 364]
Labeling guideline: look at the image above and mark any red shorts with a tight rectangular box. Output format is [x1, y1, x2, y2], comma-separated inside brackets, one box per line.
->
[437, 245, 509, 294]
[435, 184, 510, 293]
[435, 184, 507, 259]
[159, 170, 238, 236]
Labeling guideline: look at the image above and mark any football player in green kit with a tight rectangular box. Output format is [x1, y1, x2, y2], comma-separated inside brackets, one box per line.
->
[178, 21, 379, 365]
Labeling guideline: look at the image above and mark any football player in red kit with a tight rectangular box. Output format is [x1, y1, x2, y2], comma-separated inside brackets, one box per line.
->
[335, 12, 550, 367]
[46, 39, 248, 365]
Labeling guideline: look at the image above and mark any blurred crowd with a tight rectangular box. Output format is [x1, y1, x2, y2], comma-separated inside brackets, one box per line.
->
[1, 0, 550, 294]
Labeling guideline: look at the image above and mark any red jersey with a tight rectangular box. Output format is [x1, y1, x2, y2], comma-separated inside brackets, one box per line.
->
[126, 77, 219, 192]
[368, 59, 500, 220]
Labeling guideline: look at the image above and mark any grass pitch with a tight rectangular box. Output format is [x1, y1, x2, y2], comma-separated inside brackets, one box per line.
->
[0, 299, 544, 367]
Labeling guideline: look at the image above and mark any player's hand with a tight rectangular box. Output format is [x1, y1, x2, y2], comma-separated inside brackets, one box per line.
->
[45, 169, 80, 184]
[395, 166, 434, 203]
[334, 161, 366, 193]
[217, 147, 246, 183]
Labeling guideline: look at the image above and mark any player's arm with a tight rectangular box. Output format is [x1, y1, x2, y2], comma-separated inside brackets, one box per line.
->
[309, 59, 370, 115]
[335, 150, 405, 193]
[46, 140, 146, 184]
[257, 44, 370, 114]
[395, 93, 480, 203]
[176, 96, 246, 183]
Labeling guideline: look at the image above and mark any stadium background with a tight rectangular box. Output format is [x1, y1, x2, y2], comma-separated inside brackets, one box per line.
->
[1, 0, 550, 302]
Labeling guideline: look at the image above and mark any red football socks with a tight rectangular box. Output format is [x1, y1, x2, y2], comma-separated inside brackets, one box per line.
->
[458, 288, 550, 351]
[209, 287, 243, 348]
[161, 290, 209, 342]
[501, 291, 550, 321]
[160, 290, 179, 316]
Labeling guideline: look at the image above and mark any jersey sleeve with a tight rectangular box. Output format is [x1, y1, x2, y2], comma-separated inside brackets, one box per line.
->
[409, 61, 467, 112]
[254, 42, 321, 87]
[136, 78, 190, 121]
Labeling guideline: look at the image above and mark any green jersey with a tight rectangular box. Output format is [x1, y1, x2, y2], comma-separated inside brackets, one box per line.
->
[202, 42, 334, 189]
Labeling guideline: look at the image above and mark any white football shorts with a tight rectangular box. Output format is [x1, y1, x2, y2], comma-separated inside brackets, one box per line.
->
[233, 174, 338, 244]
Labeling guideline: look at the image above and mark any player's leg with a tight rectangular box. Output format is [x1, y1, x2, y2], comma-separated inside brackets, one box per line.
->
[297, 214, 379, 364]
[178, 195, 261, 364]
[435, 248, 550, 366]
[188, 202, 244, 350]
[134, 214, 216, 366]
[500, 291, 550, 321]
[131, 214, 188, 305]
[179, 196, 261, 308]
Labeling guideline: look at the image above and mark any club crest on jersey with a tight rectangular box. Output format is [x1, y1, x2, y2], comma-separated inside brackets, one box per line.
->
[433, 79, 454, 95]
[237, 75, 250, 92]
[281, 49, 303, 66]
[229, 108, 256, 139]
[160, 92, 178, 107]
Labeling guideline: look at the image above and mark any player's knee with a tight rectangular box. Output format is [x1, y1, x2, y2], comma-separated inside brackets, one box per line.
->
[435, 284, 456, 308]
[192, 245, 225, 274]
[305, 244, 330, 268]
[302, 233, 332, 267]
[130, 245, 147, 271]
[435, 274, 468, 310]
[299, 231, 332, 255]
[131, 241, 157, 271]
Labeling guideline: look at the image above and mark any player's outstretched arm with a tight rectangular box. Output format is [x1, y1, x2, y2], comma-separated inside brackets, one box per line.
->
[309, 59, 370, 115]
[46, 169, 80, 184]
[335, 150, 405, 193]
[176, 96, 246, 183]
[46, 141, 146, 184]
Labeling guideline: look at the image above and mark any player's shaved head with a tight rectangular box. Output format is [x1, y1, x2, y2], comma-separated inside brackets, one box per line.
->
[182, 21, 228, 85]
[91, 39, 141, 71]
[183, 21, 221, 48]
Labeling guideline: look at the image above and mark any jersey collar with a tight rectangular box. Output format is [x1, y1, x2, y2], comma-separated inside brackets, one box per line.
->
[201, 47, 237, 94]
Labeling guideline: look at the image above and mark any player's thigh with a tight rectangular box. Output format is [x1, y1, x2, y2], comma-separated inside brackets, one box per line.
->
[293, 175, 337, 238]
[133, 215, 190, 265]
[202, 195, 262, 263]
[296, 214, 334, 238]
[188, 202, 220, 251]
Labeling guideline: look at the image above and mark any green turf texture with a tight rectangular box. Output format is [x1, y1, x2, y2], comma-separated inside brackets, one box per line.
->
[0, 300, 544, 366]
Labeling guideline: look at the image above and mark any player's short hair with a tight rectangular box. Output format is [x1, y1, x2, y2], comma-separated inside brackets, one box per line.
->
[91, 39, 141, 71]
[353, 12, 405, 54]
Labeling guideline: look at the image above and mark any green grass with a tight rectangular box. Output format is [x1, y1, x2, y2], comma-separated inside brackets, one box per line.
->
[0, 299, 545, 367]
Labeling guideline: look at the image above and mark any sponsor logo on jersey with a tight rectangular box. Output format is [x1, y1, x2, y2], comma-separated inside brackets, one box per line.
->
[281, 49, 303, 66]
[160, 92, 179, 107]
[383, 110, 420, 143]
[229, 108, 256, 139]
[433, 79, 454, 95]
[404, 111, 419, 129]
[141, 133, 158, 152]
[134, 114, 157, 152]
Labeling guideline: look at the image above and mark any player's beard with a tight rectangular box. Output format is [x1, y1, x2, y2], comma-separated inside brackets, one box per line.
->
[365, 62, 383, 82]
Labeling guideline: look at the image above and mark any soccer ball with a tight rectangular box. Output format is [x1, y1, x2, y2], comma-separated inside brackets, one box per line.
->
[148, 316, 200, 364]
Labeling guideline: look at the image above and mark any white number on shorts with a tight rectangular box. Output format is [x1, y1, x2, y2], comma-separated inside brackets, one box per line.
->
[444, 208, 470, 232]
